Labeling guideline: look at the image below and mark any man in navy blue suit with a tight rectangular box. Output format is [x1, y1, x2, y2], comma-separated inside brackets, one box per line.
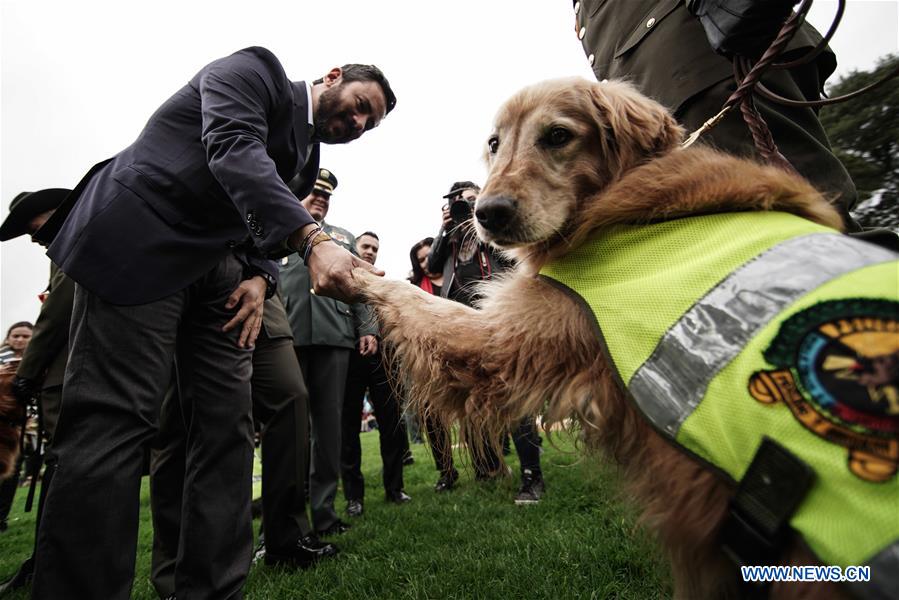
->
[30, 47, 395, 600]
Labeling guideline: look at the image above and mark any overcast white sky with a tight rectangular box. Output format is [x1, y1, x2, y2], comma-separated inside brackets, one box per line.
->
[2, 0, 897, 329]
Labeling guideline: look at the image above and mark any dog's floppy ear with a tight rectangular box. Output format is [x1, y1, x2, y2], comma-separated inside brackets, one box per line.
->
[588, 81, 684, 171]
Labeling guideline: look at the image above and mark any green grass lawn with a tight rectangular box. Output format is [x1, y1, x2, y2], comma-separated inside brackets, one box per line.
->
[0, 431, 670, 599]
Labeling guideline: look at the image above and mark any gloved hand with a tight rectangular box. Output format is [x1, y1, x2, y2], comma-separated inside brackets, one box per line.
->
[687, 0, 800, 58]
[11, 376, 38, 406]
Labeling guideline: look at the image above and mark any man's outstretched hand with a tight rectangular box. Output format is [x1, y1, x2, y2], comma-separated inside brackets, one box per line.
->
[307, 240, 384, 303]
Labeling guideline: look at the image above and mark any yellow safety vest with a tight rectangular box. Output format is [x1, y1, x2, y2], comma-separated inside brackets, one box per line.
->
[540, 212, 898, 595]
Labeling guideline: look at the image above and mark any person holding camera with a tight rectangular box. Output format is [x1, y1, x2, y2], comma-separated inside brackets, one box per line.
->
[428, 181, 511, 306]
[424, 182, 545, 504]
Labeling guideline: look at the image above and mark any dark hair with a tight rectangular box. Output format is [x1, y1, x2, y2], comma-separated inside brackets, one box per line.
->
[408, 237, 435, 285]
[446, 180, 480, 198]
[327, 64, 397, 115]
[357, 231, 379, 241]
[5, 321, 33, 340]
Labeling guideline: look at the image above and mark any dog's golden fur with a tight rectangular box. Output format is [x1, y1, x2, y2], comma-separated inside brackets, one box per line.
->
[0, 370, 24, 480]
[354, 78, 848, 598]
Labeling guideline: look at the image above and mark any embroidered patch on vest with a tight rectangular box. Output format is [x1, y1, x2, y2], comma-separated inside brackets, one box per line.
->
[749, 299, 899, 483]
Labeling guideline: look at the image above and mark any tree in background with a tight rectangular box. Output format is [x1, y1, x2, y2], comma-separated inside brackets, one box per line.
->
[820, 54, 898, 230]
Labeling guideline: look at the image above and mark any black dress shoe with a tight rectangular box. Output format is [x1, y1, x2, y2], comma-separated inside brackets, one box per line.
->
[318, 519, 352, 537]
[264, 534, 338, 568]
[345, 499, 364, 517]
[386, 490, 412, 504]
[434, 469, 459, 493]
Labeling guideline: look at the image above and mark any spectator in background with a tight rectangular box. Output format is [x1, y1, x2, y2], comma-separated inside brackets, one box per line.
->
[0, 321, 32, 532]
[427, 181, 512, 307]
[409, 237, 443, 294]
[425, 182, 545, 504]
[0, 323, 32, 368]
[403, 237, 444, 445]
[280, 169, 379, 536]
[0, 187, 73, 590]
[424, 181, 508, 490]
[340, 231, 411, 518]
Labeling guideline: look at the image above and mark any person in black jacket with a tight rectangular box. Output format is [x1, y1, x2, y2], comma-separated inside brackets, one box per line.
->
[340, 231, 411, 519]
[0, 188, 72, 592]
[425, 182, 545, 504]
[30, 47, 395, 600]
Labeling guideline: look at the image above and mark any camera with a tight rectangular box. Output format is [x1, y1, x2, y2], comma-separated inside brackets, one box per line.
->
[448, 195, 474, 226]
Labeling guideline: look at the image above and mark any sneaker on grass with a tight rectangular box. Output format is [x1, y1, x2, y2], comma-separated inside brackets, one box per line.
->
[514, 469, 544, 505]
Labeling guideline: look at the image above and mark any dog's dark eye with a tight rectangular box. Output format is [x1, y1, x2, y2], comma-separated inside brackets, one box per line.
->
[542, 126, 572, 148]
[487, 135, 499, 154]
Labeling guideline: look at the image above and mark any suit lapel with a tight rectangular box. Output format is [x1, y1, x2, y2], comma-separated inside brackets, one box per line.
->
[288, 80, 321, 199]
[291, 80, 311, 168]
[294, 145, 320, 199]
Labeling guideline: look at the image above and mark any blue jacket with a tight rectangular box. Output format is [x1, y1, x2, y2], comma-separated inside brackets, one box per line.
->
[39, 47, 319, 305]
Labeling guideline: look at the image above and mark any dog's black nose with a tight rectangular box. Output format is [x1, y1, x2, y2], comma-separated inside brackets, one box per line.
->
[475, 196, 517, 231]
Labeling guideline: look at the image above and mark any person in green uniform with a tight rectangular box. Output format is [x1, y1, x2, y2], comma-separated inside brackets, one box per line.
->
[572, 0, 859, 228]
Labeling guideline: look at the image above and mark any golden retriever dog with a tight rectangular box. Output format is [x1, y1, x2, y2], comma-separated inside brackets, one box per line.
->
[352, 78, 883, 598]
[0, 369, 24, 480]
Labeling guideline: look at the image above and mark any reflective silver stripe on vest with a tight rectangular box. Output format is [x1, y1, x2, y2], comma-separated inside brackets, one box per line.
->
[628, 233, 896, 438]
[849, 539, 899, 600]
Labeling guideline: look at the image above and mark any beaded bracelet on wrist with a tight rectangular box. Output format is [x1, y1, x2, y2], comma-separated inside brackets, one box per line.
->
[297, 226, 322, 255]
[303, 231, 332, 265]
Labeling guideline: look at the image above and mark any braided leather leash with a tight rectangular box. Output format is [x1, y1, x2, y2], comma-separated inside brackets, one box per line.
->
[682, 0, 899, 171]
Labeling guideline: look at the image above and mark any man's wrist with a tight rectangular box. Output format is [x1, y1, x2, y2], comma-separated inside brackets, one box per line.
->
[248, 270, 276, 299]
[303, 231, 333, 265]
[288, 223, 320, 253]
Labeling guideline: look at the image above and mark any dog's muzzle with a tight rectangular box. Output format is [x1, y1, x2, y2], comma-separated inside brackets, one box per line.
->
[475, 195, 518, 236]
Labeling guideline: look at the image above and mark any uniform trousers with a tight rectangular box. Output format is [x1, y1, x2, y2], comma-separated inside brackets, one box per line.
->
[677, 58, 858, 227]
[294, 345, 349, 532]
[340, 351, 406, 500]
[149, 331, 311, 597]
[32, 255, 254, 600]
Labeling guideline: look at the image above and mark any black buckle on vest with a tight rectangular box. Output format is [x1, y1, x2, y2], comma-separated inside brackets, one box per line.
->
[721, 438, 815, 581]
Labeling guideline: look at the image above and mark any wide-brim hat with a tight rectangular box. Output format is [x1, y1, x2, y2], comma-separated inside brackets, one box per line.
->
[0, 188, 71, 241]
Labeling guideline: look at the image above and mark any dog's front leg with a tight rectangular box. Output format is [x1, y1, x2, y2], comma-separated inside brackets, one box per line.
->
[353, 269, 495, 420]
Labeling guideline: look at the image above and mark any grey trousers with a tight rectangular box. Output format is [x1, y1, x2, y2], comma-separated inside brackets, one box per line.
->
[295, 345, 349, 533]
[32, 255, 254, 600]
[150, 333, 312, 597]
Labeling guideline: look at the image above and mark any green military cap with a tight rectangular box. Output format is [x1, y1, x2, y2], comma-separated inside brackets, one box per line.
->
[313, 169, 338, 196]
